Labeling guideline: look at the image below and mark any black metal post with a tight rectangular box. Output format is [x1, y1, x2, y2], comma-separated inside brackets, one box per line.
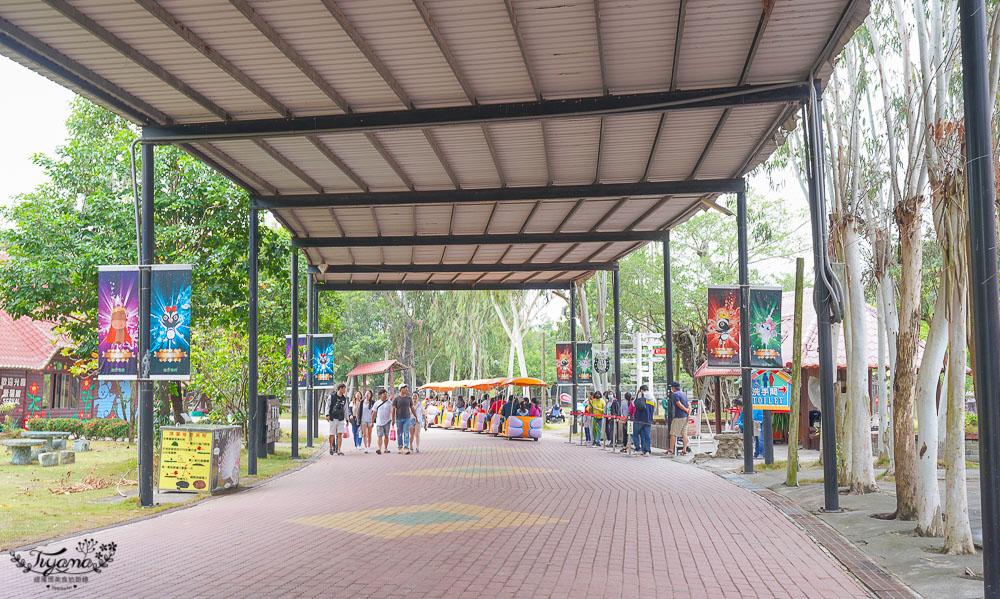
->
[663, 234, 673, 390]
[763, 411, 773, 464]
[737, 190, 753, 474]
[291, 250, 299, 458]
[138, 143, 154, 507]
[805, 90, 839, 511]
[310, 279, 319, 440]
[960, 1, 999, 592]
[306, 275, 315, 446]
[570, 283, 578, 435]
[248, 208, 259, 475]
[612, 269, 622, 408]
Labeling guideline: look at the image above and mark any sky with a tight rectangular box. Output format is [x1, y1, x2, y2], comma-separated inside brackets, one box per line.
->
[0, 55, 74, 207]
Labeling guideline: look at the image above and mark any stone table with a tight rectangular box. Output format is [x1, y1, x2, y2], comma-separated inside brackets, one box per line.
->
[21, 431, 72, 452]
[1, 439, 45, 465]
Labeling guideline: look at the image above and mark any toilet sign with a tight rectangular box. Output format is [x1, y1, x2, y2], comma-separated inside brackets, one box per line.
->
[751, 369, 792, 411]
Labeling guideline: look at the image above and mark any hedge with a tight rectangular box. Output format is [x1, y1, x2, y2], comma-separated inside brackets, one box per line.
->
[24, 417, 130, 440]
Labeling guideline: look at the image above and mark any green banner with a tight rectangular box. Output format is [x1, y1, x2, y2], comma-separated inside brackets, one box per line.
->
[749, 287, 783, 368]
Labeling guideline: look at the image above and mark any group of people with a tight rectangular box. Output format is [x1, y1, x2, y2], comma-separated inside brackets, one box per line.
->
[578, 381, 691, 457]
[323, 382, 426, 456]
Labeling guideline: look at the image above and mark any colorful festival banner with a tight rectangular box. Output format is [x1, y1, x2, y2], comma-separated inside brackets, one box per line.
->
[149, 265, 193, 380]
[706, 286, 740, 368]
[98, 266, 140, 380]
[751, 369, 792, 411]
[749, 287, 783, 369]
[575, 342, 593, 384]
[555, 343, 573, 385]
[285, 336, 307, 388]
[312, 334, 335, 388]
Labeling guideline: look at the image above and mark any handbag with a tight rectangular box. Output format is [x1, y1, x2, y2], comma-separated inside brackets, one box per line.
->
[390, 428, 396, 441]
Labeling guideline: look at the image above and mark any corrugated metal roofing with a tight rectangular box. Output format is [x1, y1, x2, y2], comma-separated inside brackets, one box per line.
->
[0, 0, 870, 289]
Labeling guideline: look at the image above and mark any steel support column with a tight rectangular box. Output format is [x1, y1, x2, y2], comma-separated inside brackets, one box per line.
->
[570, 283, 578, 435]
[612, 270, 622, 405]
[290, 249, 299, 459]
[805, 88, 839, 511]
[248, 208, 259, 475]
[663, 233, 673, 398]
[310, 281, 320, 440]
[306, 276, 316, 444]
[959, 1, 1000, 592]
[737, 190, 753, 474]
[138, 143, 154, 507]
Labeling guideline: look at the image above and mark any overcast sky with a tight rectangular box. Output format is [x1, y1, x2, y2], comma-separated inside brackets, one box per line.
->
[0, 55, 74, 208]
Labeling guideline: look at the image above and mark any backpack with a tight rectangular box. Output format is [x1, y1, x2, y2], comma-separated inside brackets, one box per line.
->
[330, 395, 346, 420]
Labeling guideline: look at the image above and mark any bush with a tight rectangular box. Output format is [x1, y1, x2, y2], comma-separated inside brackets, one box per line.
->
[24, 416, 129, 440]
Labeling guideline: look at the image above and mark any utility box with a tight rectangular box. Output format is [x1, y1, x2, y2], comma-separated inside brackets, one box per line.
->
[158, 425, 241, 493]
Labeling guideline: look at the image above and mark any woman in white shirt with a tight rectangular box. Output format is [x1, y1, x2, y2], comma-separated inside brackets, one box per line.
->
[360, 389, 376, 453]
[409, 394, 426, 453]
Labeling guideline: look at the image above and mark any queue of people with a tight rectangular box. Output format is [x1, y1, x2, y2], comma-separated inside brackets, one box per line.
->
[575, 382, 690, 457]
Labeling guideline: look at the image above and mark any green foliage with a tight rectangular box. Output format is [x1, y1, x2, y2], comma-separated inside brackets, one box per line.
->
[23, 416, 129, 440]
[189, 329, 286, 440]
[0, 98, 290, 356]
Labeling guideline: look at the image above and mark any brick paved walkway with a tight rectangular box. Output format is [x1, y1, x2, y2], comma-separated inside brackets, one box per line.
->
[2, 428, 872, 598]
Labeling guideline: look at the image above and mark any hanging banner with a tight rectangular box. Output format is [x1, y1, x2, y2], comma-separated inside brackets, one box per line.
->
[575, 342, 593, 385]
[285, 336, 307, 388]
[98, 266, 140, 380]
[706, 286, 740, 368]
[749, 286, 783, 369]
[751, 369, 792, 411]
[555, 342, 573, 385]
[312, 334, 335, 388]
[149, 264, 193, 380]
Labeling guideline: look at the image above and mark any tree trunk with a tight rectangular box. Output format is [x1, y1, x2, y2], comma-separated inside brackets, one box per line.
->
[943, 280, 974, 554]
[915, 288, 948, 536]
[892, 196, 924, 520]
[844, 222, 877, 493]
[786, 258, 805, 487]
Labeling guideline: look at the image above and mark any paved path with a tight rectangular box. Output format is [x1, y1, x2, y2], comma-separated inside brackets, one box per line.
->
[2, 428, 871, 598]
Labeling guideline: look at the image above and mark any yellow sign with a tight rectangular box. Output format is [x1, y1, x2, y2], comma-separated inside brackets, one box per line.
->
[158, 429, 213, 492]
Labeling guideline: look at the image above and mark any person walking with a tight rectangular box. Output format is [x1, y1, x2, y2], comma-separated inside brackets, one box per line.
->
[348, 390, 363, 451]
[360, 389, 375, 453]
[325, 383, 348, 456]
[409, 392, 425, 453]
[392, 384, 417, 454]
[589, 391, 605, 446]
[667, 381, 691, 456]
[373, 388, 393, 454]
[632, 385, 654, 455]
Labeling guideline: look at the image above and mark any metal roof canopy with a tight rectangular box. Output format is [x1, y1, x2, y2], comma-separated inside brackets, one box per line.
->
[0, 0, 869, 292]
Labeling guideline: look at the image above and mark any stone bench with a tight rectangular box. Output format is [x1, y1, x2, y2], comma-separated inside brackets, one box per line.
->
[714, 432, 744, 459]
[1, 439, 45, 465]
[21, 431, 73, 453]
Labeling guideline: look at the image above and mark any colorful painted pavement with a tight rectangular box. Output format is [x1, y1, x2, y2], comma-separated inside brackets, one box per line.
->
[0, 429, 872, 598]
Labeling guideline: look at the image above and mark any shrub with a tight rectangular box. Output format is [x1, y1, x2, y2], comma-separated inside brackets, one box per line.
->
[24, 416, 130, 440]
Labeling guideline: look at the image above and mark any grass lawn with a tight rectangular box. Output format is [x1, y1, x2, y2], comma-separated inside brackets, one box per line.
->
[1, 440, 316, 550]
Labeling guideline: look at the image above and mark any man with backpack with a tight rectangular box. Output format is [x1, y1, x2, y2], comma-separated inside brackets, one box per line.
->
[326, 383, 348, 456]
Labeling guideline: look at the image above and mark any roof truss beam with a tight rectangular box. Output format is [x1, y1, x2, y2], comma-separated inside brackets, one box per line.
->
[291, 230, 669, 248]
[252, 179, 744, 209]
[308, 262, 618, 274]
[316, 281, 572, 292]
[142, 83, 810, 143]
